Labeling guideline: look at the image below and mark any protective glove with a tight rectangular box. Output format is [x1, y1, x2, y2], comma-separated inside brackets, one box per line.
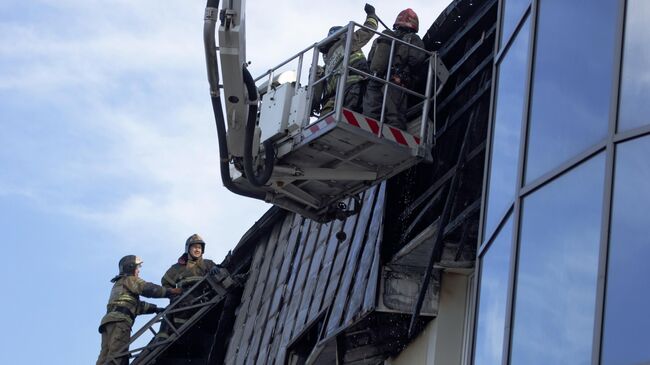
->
[364, 3, 375, 15]
[167, 287, 183, 297]
[154, 306, 165, 314]
[208, 265, 223, 276]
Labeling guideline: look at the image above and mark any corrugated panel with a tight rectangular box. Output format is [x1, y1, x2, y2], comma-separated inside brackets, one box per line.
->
[275, 219, 320, 364]
[224, 185, 387, 364]
[326, 186, 379, 335]
[346, 183, 386, 322]
[308, 218, 345, 319]
[234, 220, 285, 365]
[291, 222, 331, 334]
[255, 213, 303, 364]
[224, 229, 271, 365]
[246, 214, 296, 363]
[319, 215, 359, 312]
[266, 215, 308, 364]
[363, 221, 383, 312]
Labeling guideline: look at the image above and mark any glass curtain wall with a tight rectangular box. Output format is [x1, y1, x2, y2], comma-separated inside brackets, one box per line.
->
[472, 0, 650, 364]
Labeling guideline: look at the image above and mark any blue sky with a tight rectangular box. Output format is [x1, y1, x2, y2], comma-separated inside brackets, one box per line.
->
[0, 0, 444, 363]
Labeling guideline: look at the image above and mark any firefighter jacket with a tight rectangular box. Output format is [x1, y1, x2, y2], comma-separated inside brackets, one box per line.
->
[368, 28, 425, 88]
[161, 254, 217, 289]
[98, 275, 168, 331]
[322, 14, 378, 99]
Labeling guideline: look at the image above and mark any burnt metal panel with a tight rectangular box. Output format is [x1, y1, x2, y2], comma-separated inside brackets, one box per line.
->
[378, 264, 440, 316]
[325, 186, 379, 335]
[246, 214, 295, 363]
[363, 224, 382, 312]
[233, 220, 284, 365]
[291, 222, 331, 334]
[223, 230, 271, 365]
[274, 219, 317, 364]
[282, 220, 320, 336]
[256, 213, 303, 364]
[267, 216, 310, 364]
[308, 219, 344, 320]
[345, 183, 386, 323]
[319, 213, 359, 310]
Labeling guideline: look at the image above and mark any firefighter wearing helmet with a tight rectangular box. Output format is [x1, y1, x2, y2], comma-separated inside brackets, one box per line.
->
[97, 255, 182, 365]
[161, 234, 218, 290]
[363, 8, 426, 130]
[312, 4, 378, 116]
[158, 234, 219, 336]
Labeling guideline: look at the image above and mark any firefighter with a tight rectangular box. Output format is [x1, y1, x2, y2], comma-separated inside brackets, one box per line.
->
[97, 255, 182, 365]
[158, 234, 219, 333]
[363, 8, 426, 130]
[315, 3, 378, 115]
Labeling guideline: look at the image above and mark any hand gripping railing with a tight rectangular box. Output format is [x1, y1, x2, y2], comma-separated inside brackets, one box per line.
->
[104, 272, 234, 365]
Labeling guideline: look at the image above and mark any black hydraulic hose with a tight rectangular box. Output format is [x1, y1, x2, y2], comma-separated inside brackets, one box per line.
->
[205, 0, 266, 201]
[242, 67, 275, 187]
[210, 96, 266, 201]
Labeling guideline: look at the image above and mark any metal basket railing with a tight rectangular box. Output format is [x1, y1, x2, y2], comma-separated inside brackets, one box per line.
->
[253, 21, 444, 146]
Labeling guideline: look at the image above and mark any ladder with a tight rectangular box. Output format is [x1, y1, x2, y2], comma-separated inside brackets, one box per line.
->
[104, 268, 239, 365]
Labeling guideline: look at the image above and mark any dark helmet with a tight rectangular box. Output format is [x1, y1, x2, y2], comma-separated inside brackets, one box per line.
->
[118, 255, 143, 275]
[185, 234, 206, 255]
[322, 26, 343, 54]
[328, 26, 343, 37]
[394, 8, 419, 32]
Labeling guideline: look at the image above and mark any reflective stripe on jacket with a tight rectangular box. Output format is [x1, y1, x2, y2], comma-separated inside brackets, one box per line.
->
[323, 14, 378, 97]
[99, 275, 167, 331]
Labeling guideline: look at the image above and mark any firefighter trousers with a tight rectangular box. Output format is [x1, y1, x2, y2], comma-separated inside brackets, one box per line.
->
[97, 320, 131, 365]
[363, 79, 407, 130]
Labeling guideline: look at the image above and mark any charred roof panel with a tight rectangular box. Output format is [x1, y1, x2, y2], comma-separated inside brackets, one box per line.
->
[223, 185, 385, 365]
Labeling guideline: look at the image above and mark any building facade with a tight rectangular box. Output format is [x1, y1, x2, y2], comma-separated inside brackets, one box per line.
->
[474, 0, 650, 364]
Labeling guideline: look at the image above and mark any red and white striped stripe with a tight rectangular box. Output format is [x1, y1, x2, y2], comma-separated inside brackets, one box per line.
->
[341, 109, 421, 148]
[302, 109, 421, 148]
[301, 115, 336, 140]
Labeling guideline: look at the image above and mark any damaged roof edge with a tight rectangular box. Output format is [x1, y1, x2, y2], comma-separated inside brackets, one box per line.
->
[424, 0, 490, 50]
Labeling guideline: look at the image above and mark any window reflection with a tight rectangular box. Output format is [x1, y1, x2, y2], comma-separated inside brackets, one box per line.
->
[525, 0, 617, 183]
[602, 137, 650, 364]
[485, 20, 530, 238]
[500, 0, 529, 47]
[618, 0, 650, 132]
[511, 154, 605, 365]
[474, 218, 513, 365]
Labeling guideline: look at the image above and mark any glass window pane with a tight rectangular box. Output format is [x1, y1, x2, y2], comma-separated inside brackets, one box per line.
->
[474, 217, 514, 365]
[511, 153, 605, 365]
[484, 20, 530, 238]
[500, 0, 530, 47]
[602, 137, 650, 364]
[618, 1, 650, 132]
[525, 0, 617, 183]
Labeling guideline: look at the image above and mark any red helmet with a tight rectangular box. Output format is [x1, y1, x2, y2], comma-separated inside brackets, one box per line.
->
[394, 8, 419, 32]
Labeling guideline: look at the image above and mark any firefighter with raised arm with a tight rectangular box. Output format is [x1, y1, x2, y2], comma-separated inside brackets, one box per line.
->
[96, 255, 182, 365]
[315, 3, 378, 115]
[363, 8, 426, 130]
